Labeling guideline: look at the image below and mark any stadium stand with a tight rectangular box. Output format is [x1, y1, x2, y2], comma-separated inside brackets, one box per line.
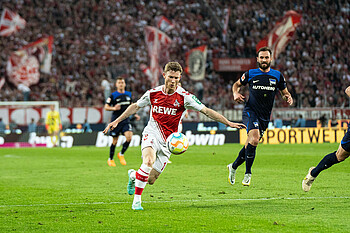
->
[0, 0, 349, 110]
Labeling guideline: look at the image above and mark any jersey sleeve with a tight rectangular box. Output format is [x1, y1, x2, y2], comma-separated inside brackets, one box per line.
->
[136, 90, 151, 108]
[184, 93, 205, 111]
[240, 71, 249, 85]
[105, 94, 114, 106]
[278, 73, 287, 90]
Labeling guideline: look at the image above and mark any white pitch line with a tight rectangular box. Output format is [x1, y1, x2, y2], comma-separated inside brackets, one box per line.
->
[0, 196, 349, 208]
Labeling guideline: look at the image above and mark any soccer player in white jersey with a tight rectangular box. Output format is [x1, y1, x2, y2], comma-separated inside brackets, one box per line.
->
[103, 62, 246, 210]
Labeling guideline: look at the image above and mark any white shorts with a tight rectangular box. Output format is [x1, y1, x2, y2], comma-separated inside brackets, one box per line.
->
[141, 133, 171, 173]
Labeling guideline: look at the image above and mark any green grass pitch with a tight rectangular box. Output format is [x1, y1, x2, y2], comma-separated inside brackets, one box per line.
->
[1, 143, 349, 232]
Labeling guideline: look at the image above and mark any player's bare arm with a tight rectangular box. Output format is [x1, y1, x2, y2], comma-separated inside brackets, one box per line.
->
[345, 86, 350, 97]
[280, 88, 293, 105]
[103, 103, 140, 134]
[200, 106, 246, 129]
[232, 79, 245, 103]
[104, 104, 121, 111]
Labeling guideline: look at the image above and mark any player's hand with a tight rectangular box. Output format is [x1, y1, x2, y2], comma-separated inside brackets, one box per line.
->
[283, 94, 293, 105]
[114, 104, 121, 111]
[228, 122, 246, 129]
[103, 121, 119, 134]
[233, 92, 245, 103]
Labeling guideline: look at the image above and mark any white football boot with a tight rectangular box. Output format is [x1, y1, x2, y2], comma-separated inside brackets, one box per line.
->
[227, 163, 236, 185]
[242, 173, 251, 186]
[302, 167, 316, 192]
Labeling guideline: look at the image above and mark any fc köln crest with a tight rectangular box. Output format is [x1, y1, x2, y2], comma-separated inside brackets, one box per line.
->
[173, 99, 180, 107]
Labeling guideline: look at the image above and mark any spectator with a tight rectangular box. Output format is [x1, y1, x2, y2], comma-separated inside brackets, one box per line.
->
[294, 114, 306, 127]
[28, 118, 37, 133]
[82, 119, 92, 133]
[274, 114, 283, 128]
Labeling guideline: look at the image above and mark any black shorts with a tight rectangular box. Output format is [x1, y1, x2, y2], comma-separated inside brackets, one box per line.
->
[242, 110, 269, 139]
[341, 126, 350, 152]
[109, 122, 132, 137]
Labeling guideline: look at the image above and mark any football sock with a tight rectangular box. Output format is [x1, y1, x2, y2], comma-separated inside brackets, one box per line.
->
[232, 146, 246, 169]
[134, 164, 152, 204]
[121, 141, 131, 154]
[311, 151, 339, 178]
[245, 143, 257, 174]
[109, 144, 116, 160]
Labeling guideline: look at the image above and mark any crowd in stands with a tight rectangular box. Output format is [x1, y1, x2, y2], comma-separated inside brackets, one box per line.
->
[0, 0, 349, 110]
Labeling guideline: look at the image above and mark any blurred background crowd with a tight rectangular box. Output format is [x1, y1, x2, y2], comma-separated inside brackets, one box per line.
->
[0, 0, 349, 110]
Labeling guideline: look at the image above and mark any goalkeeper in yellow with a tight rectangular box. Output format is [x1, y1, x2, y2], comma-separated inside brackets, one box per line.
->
[45, 105, 62, 147]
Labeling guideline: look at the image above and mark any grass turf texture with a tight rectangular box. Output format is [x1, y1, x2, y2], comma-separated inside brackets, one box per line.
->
[1, 143, 349, 232]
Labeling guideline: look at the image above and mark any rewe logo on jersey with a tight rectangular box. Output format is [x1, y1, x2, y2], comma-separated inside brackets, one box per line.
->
[152, 105, 177, 115]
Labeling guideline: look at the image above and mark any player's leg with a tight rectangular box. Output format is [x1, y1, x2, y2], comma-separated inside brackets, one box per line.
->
[148, 153, 169, 185]
[108, 136, 118, 167]
[132, 146, 156, 210]
[242, 129, 259, 186]
[117, 128, 133, 165]
[303, 143, 350, 192]
[228, 112, 249, 185]
[53, 129, 59, 146]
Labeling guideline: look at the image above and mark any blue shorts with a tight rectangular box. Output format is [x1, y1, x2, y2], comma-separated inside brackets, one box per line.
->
[341, 126, 350, 152]
[242, 111, 269, 139]
[110, 122, 132, 137]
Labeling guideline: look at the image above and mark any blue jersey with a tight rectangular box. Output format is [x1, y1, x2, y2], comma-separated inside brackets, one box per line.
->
[240, 68, 286, 121]
[106, 91, 132, 122]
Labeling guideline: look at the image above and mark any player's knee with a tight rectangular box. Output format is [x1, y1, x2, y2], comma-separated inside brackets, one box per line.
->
[336, 150, 349, 162]
[249, 138, 259, 147]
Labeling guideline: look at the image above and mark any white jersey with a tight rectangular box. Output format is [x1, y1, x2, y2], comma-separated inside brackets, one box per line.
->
[137, 85, 204, 143]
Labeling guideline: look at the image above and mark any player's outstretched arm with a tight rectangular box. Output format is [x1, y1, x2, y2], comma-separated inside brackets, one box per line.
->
[103, 103, 141, 134]
[232, 79, 245, 103]
[345, 86, 350, 97]
[280, 88, 293, 105]
[200, 106, 246, 129]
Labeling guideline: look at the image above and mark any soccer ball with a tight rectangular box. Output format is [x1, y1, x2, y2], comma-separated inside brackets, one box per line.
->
[166, 132, 189, 154]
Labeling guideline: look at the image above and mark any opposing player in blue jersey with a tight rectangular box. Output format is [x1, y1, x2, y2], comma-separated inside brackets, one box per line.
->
[302, 86, 350, 192]
[105, 77, 140, 166]
[228, 47, 293, 186]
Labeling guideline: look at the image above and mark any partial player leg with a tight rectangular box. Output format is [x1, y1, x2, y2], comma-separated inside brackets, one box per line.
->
[132, 147, 156, 210]
[148, 169, 161, 185]
[242, 129, 259, 186]
[303, 144, 350, 192]
[118, 131, 132, 166]
[227, 146, 245, 185]
[108, 137, 118, 167]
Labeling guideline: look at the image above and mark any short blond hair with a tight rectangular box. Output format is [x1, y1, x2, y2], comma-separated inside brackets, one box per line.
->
[164, 62, 183, 74]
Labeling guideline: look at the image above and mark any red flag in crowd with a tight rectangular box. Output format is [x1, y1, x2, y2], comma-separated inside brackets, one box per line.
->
[185, 45, 207, 81]
[157, 16, 175, 32]
[22, 36, 53, 74]
[6, 36, 54, 87]
[222, 8, 230, 36]
[256, 10, 301, 61]
[144, 26, 172, 87]
[0, 8, 26, 36]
